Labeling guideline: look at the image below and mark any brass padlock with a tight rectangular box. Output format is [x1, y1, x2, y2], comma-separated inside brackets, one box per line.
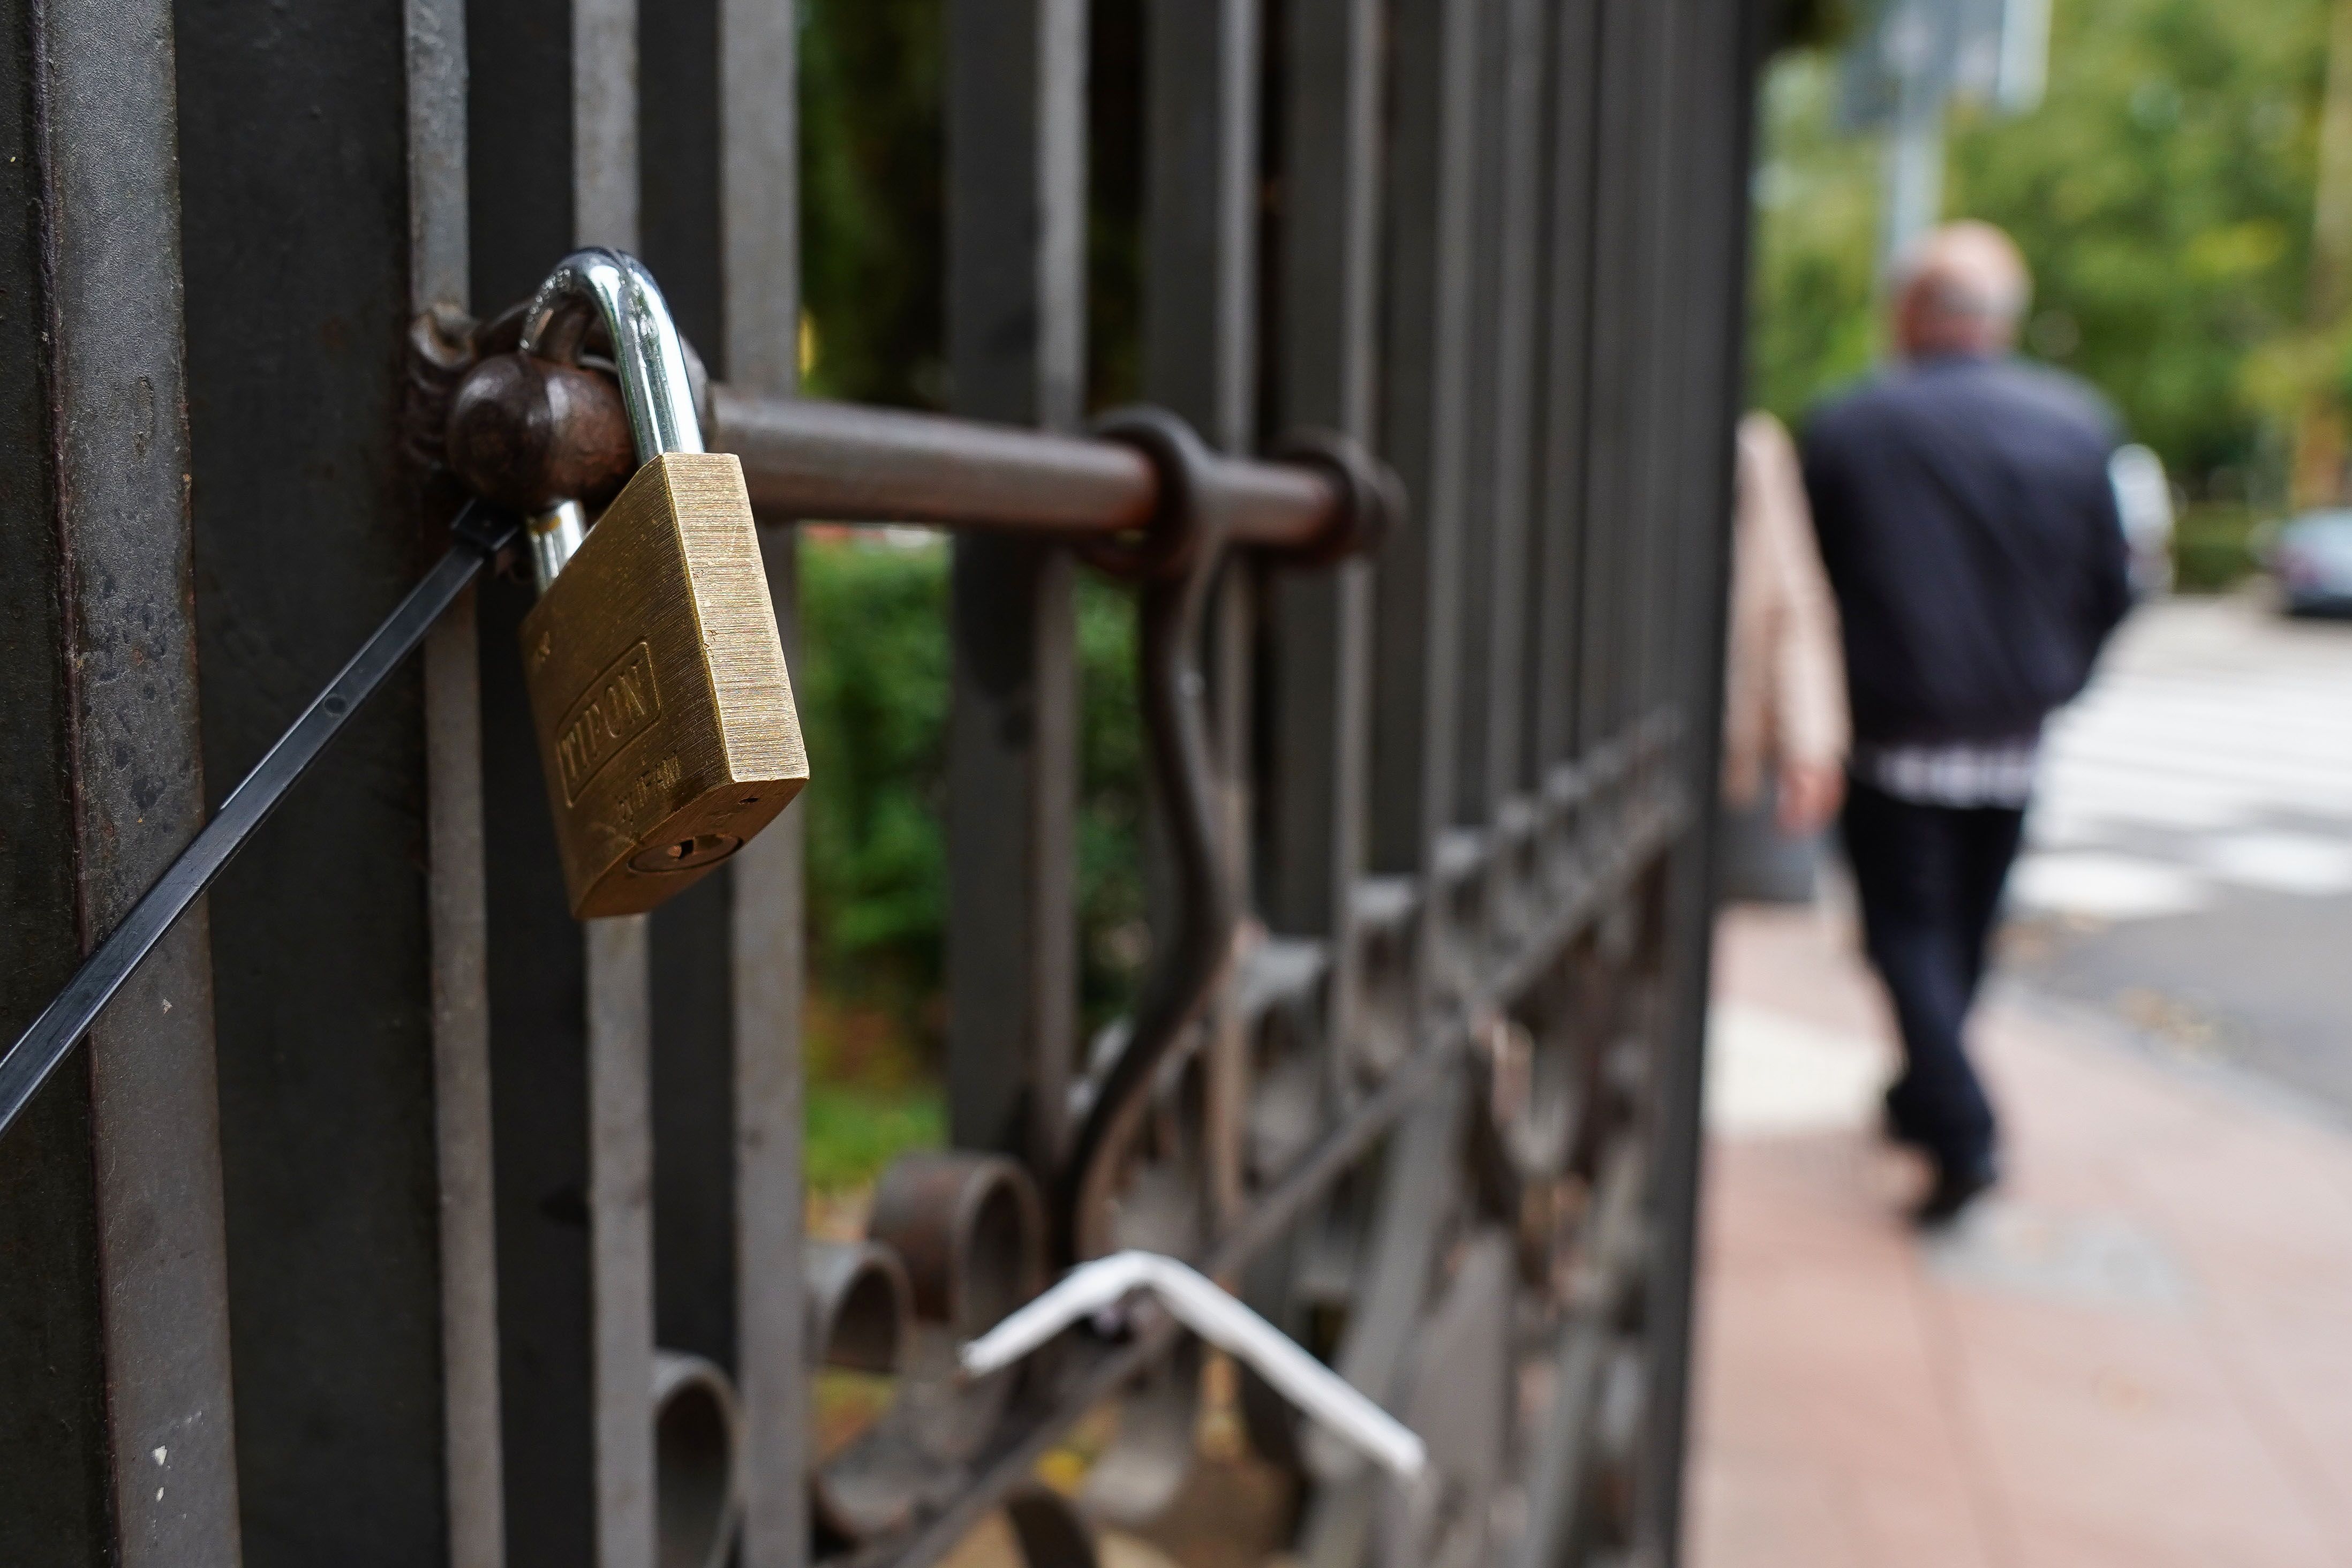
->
[514, 250, 806, 918]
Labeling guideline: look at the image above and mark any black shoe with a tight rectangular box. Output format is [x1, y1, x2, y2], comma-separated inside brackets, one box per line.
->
[1912, 1159, 1997, 1228]
[1881, 1084, 1936, 1151]
[1881, 1103, 1932, 1151]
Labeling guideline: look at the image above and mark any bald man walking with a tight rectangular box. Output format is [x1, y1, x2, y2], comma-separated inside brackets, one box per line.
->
[1801, 223, 2133, 1224]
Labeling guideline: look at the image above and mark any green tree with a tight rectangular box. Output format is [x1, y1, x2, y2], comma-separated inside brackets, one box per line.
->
[795, 537, 1149, 1057]
[797, 0, 1145, 409]
[1750, 0, 2332, 501]
[1950, 0, 2327, 486]
[1748, 55, 1887, 423]
[799, 0, 946, 408]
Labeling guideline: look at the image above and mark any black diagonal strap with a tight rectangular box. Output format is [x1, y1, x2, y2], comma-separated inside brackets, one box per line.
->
[0, 500, 519, 1140]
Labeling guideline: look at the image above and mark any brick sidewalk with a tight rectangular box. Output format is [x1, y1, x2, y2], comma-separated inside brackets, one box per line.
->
[1689, 904, 2352, 1568]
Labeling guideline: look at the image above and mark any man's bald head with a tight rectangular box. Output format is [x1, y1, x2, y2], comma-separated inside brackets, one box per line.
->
[1891, 221, 2031, 359]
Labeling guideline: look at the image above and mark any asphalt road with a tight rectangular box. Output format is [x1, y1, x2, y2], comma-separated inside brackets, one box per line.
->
[2000, 590, 2352, 1115]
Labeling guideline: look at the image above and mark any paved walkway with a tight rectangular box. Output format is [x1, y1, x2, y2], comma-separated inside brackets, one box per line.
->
[1688, 902, 2352, 1568]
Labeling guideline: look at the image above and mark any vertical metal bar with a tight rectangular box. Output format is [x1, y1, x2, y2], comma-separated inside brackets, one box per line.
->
[1600, 0, 1644, 750]
[946, 0, 1087, 1174]
[1478, 0, 1548, 887]
[1142, 0, 1259, 1223]
[1144, 0, 1260, 455]
[1607, 0, 1654, 742]
[1631, 0, 1683, 725]
[1623, 0, 1666, 743]
[575, 0, 638, 250]
[1576, 0, 1644, 756]
[1263, 0, 1383, 1021]
[641, 0, 733, 1491]
[719, 0, 809, 1559]
[1, 5, 141, 1561]
[734, 532, 808, 1568]
[466, 2, 595, 1561]
[425, 598, 506, 1568]
[1205, 572, 1257, 1227]
[1449, 0, 1504, 826]
[1287, 11, 1480, 1554]
[35, 0, 243, 1562]
[636, 35, 815, 1565]
[639, 1, 723, 353]
[1370, 0, 1481, 905]
[0, 48, 109, 1543]
[587, 916, 654, 1568]
[573, 4, 655, 1564]
[1641, 1, 1763, 1557]
[1637, 0, 1677, 724]
[175, 0, 458, 1558]
[1527, 0, 1601, 781]
[410, 0, 507, 1560]
[473, 623, 597, 1568]
[1589, 0, 1646, 743]
[410, 0, 474, 313]
[1276, 0, 1384, 451]
[1254, 15, 1386, 1484]
[477, 572, 599, 1568]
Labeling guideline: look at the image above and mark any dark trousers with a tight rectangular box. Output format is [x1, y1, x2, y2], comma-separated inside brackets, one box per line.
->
[1839, 780, 2024, 1175]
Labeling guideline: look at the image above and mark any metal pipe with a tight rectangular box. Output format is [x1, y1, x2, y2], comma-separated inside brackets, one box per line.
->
[653, 1350, 744, 1568]
[443, 352, 1350, 551]
[711, 386, 1336, 549]
[711, 387, 1154, 533]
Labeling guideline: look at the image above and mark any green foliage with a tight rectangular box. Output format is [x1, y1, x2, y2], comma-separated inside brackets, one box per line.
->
[799, 0, 945, 408]
[1949, 0, 2327, 482]
[805, 1081, 946, 1193]
[797, 0, 1148, 411]
[2172, 502, 2267, 589]
[1748, 58, 1888, 421]
[797, 536, 953, 1014]
[795, 534, 1148, 1059]
[1750, 0, 2331, 498]
[1776, 0, 1863, 54]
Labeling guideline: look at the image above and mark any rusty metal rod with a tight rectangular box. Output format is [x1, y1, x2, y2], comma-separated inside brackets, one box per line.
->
[444, 347, 1353, 549]
[710, 386, 1335, 548]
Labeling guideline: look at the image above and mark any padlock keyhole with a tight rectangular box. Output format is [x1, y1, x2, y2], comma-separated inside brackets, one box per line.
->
[628, 831, 743, 875]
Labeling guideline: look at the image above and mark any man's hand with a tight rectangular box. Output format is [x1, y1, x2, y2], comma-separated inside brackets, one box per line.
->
[1777, 759, 1845, 838]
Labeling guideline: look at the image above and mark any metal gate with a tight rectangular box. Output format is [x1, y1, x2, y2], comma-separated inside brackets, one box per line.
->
[0, 1, 1760, 1565]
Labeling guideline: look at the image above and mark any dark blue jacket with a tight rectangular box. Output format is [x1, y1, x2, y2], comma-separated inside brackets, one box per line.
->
[1800, 354, 2133, 746]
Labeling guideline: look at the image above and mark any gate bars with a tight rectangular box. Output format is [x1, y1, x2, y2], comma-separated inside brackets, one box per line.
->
[0, 2, 1762, 1567]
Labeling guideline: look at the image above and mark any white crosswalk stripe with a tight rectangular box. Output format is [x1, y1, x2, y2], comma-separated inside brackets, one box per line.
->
[2014, 598, 2352, 919]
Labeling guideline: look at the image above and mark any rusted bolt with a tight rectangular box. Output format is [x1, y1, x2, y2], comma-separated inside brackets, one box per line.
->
[444, 349, 636, 515]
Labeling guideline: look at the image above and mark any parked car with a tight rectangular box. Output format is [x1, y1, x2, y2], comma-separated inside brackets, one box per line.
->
[2270, 510, 2352, 616]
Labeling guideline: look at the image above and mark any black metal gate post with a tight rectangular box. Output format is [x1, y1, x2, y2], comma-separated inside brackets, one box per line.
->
[944, 0, 1088, 1178]
[0, 3, 242, 1565]
[1640, 2, 1771, 1561]
[175, 1, 470, 1559]
[466, 2, 627, 1562]
[712, 5, 813, 1563]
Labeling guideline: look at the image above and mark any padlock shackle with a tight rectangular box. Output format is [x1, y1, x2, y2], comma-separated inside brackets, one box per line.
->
[520, 248, 704, 461]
